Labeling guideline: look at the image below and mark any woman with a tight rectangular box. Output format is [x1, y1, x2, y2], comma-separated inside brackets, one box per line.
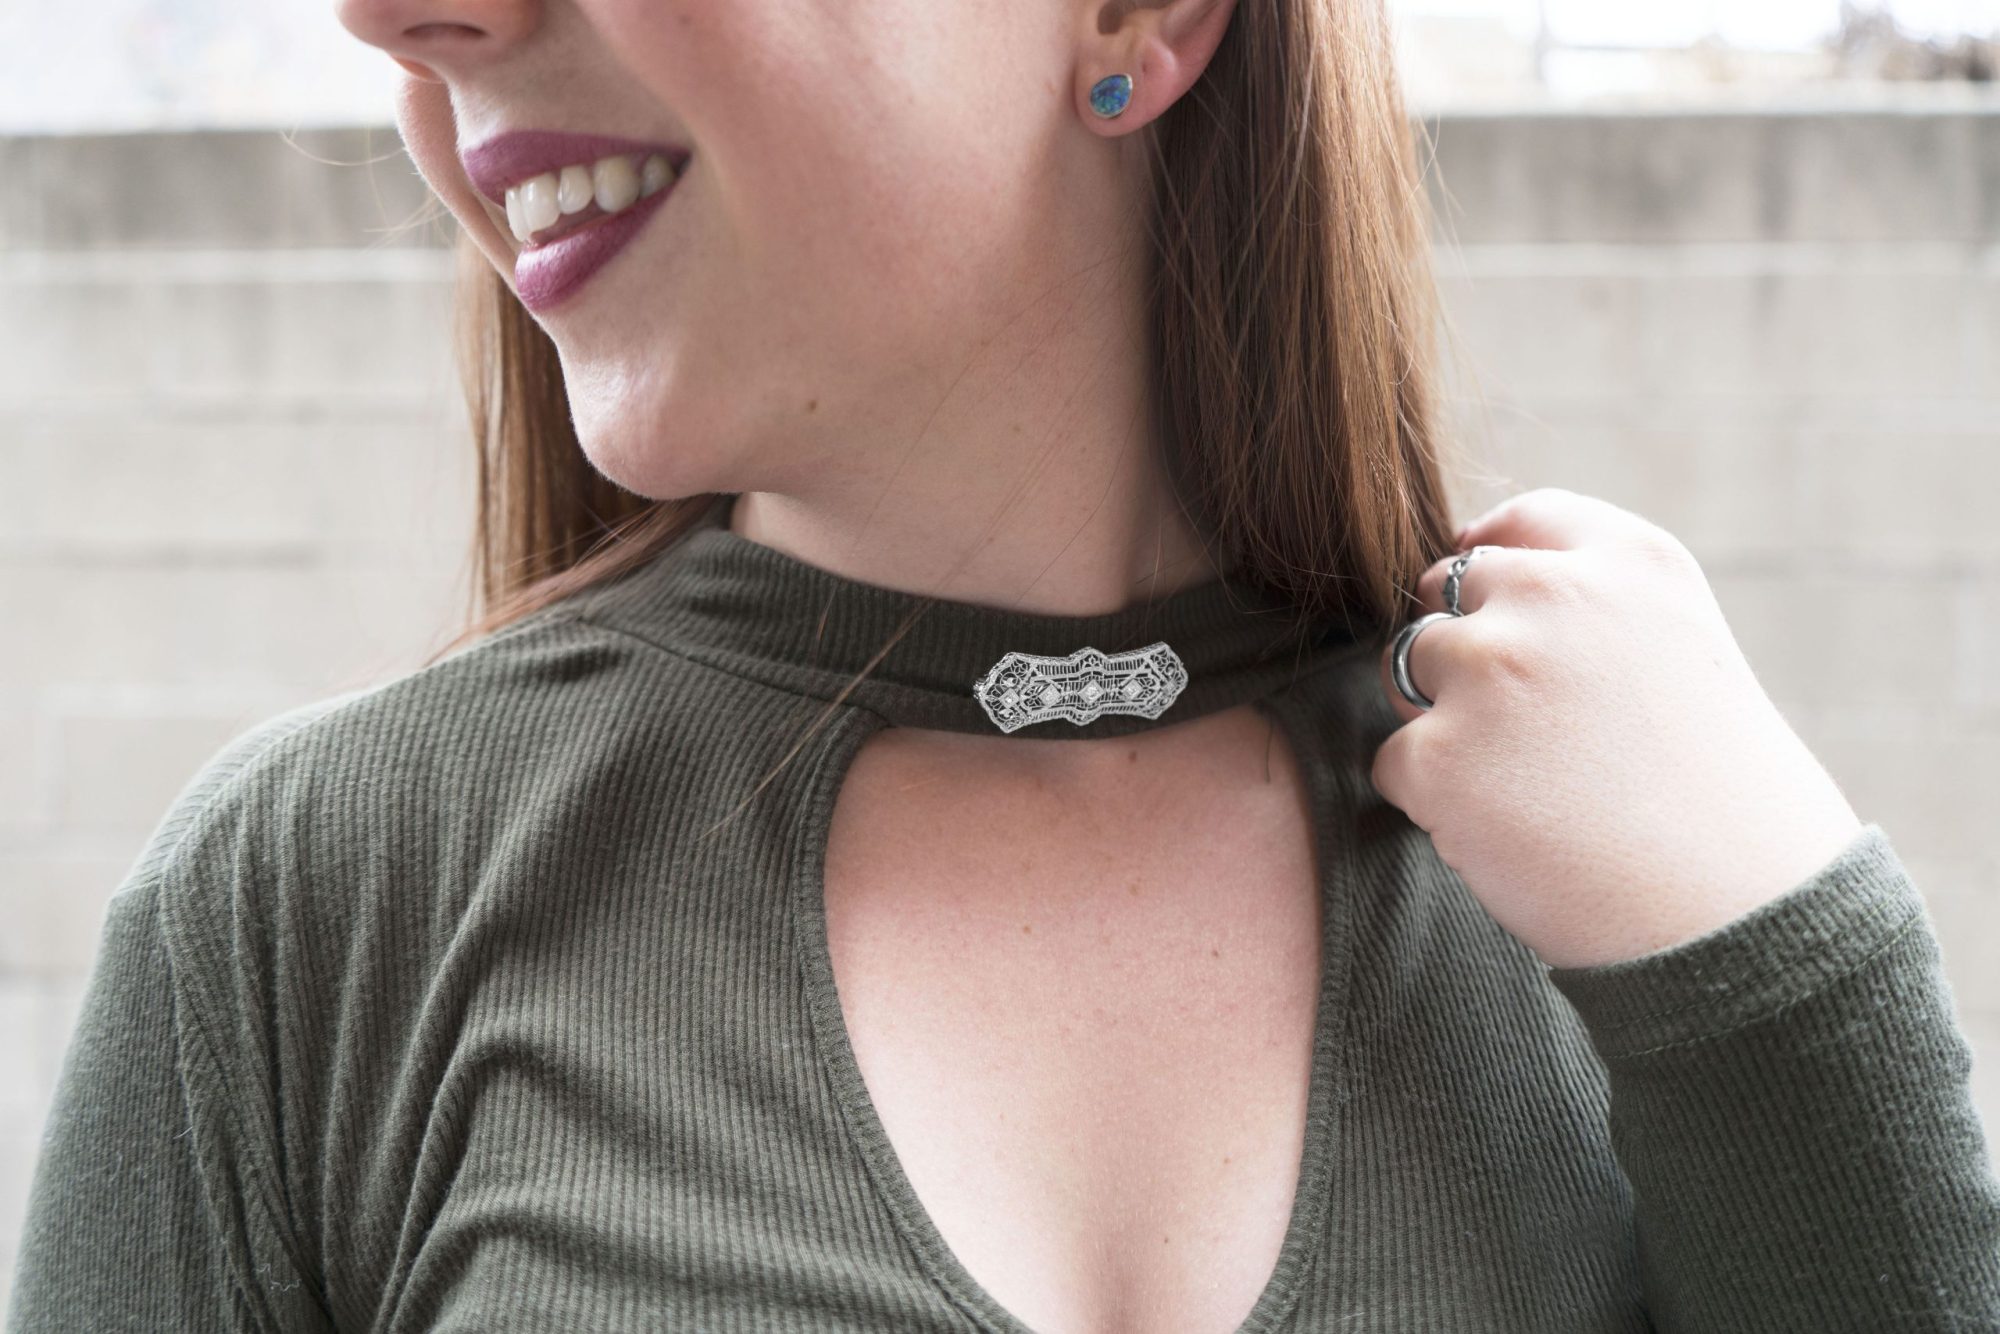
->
[10, 0, 1998, 1330]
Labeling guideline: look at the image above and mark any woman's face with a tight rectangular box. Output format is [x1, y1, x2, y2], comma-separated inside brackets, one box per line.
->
[336, 0, 1151, 501]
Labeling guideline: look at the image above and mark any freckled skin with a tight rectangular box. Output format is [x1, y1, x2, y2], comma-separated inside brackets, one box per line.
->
[333, 4, 1299, 1328]
[820, 707, 1321, 1330]
[333, 0, 1242, 623]
[342, 2, 1076, 489]
[338, 0, 1104, 497]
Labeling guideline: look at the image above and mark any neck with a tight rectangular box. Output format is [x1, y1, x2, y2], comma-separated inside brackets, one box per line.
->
[725, 225, 1227, 617]
[727, 473, 1224, 621]
[572, 501, 1345, 742]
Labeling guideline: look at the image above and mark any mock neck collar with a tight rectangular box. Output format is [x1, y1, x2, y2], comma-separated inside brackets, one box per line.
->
[570, 497, 1363, 739]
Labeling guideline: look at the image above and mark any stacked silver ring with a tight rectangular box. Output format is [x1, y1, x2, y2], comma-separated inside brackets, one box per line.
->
[1390, 546, 1495, 712]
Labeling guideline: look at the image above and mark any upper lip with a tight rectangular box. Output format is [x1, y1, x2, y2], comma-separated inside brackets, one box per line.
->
[459, 130, 691, 208]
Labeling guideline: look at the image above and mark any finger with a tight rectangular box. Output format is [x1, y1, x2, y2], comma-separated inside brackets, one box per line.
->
[1456, 487, 1651, 554]
[1379, 637, 1422, 725]
[1369, 719, 1431, 828]
[1412, 543, 1530, 617]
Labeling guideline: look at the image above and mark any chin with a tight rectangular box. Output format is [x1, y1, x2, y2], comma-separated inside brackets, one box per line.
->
[570, 393, 743, 504]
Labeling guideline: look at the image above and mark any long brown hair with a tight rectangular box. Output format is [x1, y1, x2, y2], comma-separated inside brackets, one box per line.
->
[417, 0, 1468, 808]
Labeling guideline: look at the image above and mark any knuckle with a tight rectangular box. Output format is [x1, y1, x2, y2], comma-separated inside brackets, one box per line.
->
[1616, 524, 1705, 585]
[1530, 484, 1592, 517]
[1467, 616, 1543, 691]
[1642, 528, 1702, 574]
[1502, 554, 1585, 609]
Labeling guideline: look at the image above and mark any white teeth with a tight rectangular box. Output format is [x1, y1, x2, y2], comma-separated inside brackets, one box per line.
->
[519, 172, 560, 235]
[557, 164, 594, 215]
[503, 151, 681, 244]
[639, 154, 672, 198]
[592, 156, 640, 213]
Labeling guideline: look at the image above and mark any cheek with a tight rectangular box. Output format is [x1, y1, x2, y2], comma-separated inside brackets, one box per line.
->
[558, 0, 1054, 491]
[589, 0, 1028, 329]
[722, 122, 1044, 397]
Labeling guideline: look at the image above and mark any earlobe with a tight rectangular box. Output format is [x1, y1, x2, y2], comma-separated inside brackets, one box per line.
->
[1088, 72, 1135, 118]
[1076, 0, 1237, 132]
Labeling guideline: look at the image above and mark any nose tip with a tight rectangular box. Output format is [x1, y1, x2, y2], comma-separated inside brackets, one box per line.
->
[335, 0, 543, 74]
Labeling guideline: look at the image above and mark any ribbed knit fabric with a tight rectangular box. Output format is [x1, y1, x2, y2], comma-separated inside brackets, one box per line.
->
[10, 496, 2000, 1332]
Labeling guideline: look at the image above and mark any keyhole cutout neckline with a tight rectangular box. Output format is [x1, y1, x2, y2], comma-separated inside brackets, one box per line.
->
[563, 494, 1368, 1326]
[789, 694, 1357, 1334]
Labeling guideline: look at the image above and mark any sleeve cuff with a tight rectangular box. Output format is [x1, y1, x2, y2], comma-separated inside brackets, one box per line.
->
[1543, 823, 1929, 1060]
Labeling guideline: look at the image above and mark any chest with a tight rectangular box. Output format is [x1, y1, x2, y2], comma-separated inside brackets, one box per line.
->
[340, 695, 1649, 1332]
[819, 706, 1326, 1334]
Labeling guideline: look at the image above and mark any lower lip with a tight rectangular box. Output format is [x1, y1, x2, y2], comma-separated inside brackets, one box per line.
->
[512, 173, 681, 314]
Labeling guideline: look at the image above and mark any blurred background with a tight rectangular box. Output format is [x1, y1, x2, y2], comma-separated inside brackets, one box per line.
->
[3, 0, 1998, 1309]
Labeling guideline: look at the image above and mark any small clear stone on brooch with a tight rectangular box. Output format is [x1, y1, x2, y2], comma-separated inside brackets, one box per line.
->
[972, 641, 1189, 733]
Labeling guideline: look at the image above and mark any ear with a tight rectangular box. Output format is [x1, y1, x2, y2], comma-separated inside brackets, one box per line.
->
[1075, 0, 1239, 135]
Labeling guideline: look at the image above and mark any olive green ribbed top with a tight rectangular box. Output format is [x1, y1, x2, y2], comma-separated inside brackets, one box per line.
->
[10, 496, 2000, 1332]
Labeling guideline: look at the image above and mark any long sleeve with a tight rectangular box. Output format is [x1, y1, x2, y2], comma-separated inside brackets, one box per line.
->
[6, 872, 266, 1332]
[6, 707, 346, 1334]
[1544, 822, 2000, 1331]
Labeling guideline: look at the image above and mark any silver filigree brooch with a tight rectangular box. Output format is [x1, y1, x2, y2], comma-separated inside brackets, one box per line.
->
[972, 642, 1188, 733]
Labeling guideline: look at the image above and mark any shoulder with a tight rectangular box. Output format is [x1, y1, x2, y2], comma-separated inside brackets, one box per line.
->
[126, 604, 688, 932]
[132, 611, 541, 840]
[100, 604, 719, 1063]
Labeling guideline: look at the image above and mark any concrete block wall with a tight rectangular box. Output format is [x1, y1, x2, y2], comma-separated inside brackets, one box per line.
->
[2, 110, 1996, 1308]
[0, 128, 476, 1312]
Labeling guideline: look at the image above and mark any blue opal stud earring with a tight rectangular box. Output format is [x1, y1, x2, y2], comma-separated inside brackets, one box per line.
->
[1089, 73, 1133, 119]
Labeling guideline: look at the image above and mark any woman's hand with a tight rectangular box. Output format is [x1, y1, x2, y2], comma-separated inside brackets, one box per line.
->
[1370, 487, 1866, 970]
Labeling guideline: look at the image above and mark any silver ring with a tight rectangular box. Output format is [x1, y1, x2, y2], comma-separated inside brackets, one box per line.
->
[1442, 544, 1496, 617]
[1390, 611, 1456, 711]
[1391, 545, 1496, 711]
